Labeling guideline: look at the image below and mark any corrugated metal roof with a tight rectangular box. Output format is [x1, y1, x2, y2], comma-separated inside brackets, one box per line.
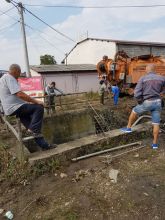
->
[81, 37, 165, 46]
[30, 64, 96, 73]
[62, 37, 165, 62]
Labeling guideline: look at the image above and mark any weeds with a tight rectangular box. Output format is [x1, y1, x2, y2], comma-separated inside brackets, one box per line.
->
[0, 145, 61, 184]
[85, 91, 99, 101]
[65, 211, 78, 220]
[32, 158, 60, 177]
[0, 145, 30, 184]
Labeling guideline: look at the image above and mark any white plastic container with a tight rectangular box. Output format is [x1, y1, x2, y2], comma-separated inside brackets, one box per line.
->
[5, 211, 14, 219]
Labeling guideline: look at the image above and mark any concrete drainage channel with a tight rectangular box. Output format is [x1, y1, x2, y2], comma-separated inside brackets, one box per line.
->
[25, 109, 127, 153]
[29, 120, 152, 165]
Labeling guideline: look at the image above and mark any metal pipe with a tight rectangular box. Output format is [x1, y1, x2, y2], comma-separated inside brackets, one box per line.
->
[71, 141, 142, 162]
[102, 145, 146, 160]
[132, 115, 151, 127]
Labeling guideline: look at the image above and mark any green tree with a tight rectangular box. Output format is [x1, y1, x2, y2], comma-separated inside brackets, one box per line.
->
[40, 54, 57, 65]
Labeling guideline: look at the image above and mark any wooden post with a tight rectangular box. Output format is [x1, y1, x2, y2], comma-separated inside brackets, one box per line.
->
[1, 115, 28, 163]
[17, 119, 25, 164]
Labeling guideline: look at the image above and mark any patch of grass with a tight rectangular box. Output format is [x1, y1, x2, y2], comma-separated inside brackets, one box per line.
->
[32, 158, 61, 177]
[0, 145, 61, 184]
[85, 91, 99, 101]
[0, 145, 30, 183]
[65, 211, 78, 220]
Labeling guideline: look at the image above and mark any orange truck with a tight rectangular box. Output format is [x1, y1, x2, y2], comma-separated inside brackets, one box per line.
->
[97, 51, 165, 94]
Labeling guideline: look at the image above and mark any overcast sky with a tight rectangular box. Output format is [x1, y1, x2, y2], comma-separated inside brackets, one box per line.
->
[1, 0, 165, 71]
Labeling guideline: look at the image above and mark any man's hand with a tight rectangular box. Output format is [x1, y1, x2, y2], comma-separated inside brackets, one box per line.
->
[137, 99, 143, 105]
[36, 100, 45, 106]
[160, 93, 165, 98]
[16, 91, 45, 106]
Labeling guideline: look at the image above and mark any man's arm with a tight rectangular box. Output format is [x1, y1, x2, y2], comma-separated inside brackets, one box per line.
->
[161, 80, 165, 95]
[6, 75, 44, 105]
[16, 91, 44, 105]
[54, 87, 64, 95]
[45, 86, 55, 96]
[134, 78, 143, 99]
[134, 78, 144, 104]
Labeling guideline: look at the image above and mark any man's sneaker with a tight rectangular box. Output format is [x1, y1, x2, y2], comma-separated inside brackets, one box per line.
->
[24, 130, 43, 138]
[42, 144, 58, 151]
[34, 137, 51, 149]
[152, 143, 158, 149]
[32, 133, 43, 138]
[121, 127, 132, 133]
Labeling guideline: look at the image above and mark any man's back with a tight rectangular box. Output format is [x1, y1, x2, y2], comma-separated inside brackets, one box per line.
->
[134, 72, 165, 101]
[0, 74, 25, 115]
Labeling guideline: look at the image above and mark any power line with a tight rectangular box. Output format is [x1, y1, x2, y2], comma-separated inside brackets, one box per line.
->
[0, 6, 15, 17]
[0, 21, 19, 34]
[25, 23, 71, 44]
[8, 0, 75, 42]
[25, 24, 65, 55]
[24, 7, 75, 42]
[5, 0, 19, 8]
[23, 4, 165, 9]
[0, 5, 73, 46]
[0, 8, 18, 21]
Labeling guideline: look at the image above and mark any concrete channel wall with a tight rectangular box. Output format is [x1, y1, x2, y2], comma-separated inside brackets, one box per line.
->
[29, 122, 152, 165]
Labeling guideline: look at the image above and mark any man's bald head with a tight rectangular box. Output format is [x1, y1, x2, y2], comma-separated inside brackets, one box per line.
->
[9, 64, 21, 79]
[146, 64, 156, 73]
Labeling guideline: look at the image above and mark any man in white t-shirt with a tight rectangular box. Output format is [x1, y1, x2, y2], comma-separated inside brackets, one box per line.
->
[0, 64, 55, 150]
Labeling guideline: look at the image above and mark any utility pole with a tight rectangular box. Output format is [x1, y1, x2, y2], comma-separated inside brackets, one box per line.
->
[87, 30, 88, 38]
[65, 53, 68, 65]
[18, 2, 31, 77]
[5, 1, 31, 77]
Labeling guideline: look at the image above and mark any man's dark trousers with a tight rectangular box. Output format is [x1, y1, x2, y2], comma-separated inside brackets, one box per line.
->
[13, 103, 44, 134]
[12, 104, 49, 149]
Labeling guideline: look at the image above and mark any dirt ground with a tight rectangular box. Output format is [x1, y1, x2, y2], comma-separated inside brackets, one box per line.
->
[0, 97, 165, 220]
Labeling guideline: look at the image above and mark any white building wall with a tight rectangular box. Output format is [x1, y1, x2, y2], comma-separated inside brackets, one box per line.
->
[66, 40, 116, 64]
[30, 69, 40, 77]
[42, 72, 99, 94]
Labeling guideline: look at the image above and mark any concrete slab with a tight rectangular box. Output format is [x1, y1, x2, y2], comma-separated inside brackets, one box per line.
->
[29, 122, 152, 164]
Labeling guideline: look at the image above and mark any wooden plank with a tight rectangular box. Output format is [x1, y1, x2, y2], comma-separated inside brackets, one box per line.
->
[1, 116, 20, 141]
[17, 119, 25, 164]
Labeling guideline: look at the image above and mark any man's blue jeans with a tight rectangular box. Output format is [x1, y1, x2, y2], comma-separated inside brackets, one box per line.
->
[12, 104, 49, 149]
[133, 99, 162, 124]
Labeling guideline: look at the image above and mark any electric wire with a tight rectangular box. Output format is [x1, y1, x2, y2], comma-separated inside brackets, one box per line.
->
[23, 4, 165, 9]
[0, 5, 72, 46]
[7, 0, 75, 42]
[26, 28, 43, 58]
[0, 7, 66, 55]
[6, 0, 19, 8]
[0, 21, 19, 34]
[25, 23, 71, 44]
[24, 8, 75, 42]
[0, 8, 18, 21]
[25, 24, 65, 55]
[0, 6, 15, 17]
[0, 7, 70, 55]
